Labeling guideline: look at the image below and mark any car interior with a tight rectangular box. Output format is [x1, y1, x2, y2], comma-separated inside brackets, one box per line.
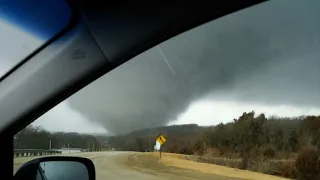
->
[0, 0, 266, 179]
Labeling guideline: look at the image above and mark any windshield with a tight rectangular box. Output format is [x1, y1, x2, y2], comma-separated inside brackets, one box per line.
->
[0, 0, 71, 78]
[14, 0, 320, 180]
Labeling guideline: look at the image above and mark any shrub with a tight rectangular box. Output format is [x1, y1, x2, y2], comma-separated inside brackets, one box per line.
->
[263, 147, 276, 158]
[239, 154, 249, 170]
[295, 147, 320, 180]
[248, 147, 264, 158]
[207, 147, 220, 156]
[219, 147, 233, 157]
[192, 141, 204, 155]
[169, 144, 179, 153]
[179, 146, 193, 155]
[248, 157, 268, 173]
[280, 162, 297, 178]
[270, 161, 297, 179]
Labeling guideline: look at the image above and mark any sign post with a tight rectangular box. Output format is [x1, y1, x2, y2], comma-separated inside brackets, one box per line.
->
[155, 140, 161, 156]
[156, 134, 167, 159]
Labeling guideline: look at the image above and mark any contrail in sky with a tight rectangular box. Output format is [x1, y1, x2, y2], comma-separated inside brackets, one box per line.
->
[157, 45, 175, 75]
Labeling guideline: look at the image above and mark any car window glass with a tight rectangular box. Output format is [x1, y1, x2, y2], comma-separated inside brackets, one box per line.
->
[0, 0, 72, 78]
[14, 1, 320, 179]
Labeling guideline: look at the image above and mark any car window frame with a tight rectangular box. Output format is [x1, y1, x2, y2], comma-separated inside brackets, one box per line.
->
[6, 1, 266, 179]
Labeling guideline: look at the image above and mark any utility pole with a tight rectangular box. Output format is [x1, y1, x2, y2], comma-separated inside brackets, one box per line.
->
[49, 140, 52, 150]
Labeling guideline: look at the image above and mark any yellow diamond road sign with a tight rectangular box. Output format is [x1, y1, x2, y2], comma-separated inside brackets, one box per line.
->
[156, 135, 166, 145]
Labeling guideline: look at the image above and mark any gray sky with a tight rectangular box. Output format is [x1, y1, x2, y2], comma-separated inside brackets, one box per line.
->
[3, 0, 320, 135]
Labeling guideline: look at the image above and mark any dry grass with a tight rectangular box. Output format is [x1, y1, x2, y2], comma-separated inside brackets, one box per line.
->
[158, 153, 292, 180]
[14, 156, 40, 174]
[124, 152, 245, 180]
[182, 153, 298, 179]
[187, 155, 241, 168]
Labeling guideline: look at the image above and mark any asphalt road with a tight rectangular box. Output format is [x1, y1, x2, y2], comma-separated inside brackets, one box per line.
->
[77, 152, 164, 180]
[14, 152, 279, 180]
[14, 152, 165, 180]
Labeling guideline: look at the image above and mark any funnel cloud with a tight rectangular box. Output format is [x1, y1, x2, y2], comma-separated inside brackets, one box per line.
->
[67, 0, 320, 135]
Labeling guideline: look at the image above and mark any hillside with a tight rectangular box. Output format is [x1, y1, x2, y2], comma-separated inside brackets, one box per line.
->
[124, 124, 206, 137]
[106, 124, 207, 152]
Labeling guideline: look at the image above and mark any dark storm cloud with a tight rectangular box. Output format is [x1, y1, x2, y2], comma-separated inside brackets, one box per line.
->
[67, 0, 320, 135]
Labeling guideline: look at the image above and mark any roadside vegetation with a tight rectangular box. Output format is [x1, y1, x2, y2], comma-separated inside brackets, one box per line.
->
[186, 112, 320, 180]
[16, 111, 320, 179]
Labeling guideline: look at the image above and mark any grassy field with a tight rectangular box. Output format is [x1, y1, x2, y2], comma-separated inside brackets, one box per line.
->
[123, 153, 246, 180]
[14, 156, 40, 174]
[123, 153, 292, 180]
[162, 153, 293, 180]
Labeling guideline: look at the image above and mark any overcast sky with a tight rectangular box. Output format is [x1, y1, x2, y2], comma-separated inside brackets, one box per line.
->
[2, 0, 320, 135]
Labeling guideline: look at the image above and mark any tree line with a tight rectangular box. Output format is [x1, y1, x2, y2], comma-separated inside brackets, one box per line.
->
[190, 111, 320, 179]
[14, 125, 106, 150]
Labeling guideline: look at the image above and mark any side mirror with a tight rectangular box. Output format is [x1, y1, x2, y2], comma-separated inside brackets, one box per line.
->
[14, 156, 95, 180]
